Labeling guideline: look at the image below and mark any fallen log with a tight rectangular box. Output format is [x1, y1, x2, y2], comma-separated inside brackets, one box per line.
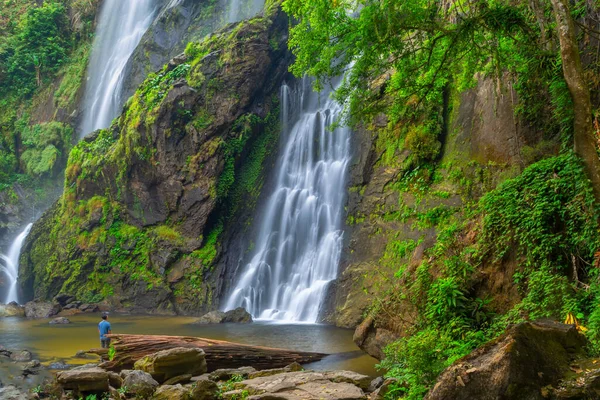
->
[89, 334, 328, 372]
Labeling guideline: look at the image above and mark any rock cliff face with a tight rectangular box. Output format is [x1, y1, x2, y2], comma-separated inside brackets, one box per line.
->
[121, 0, 228, 102]
[20, 3, 291, 314]
[321, 78, 552, 354]
[0, 2, 100, 249]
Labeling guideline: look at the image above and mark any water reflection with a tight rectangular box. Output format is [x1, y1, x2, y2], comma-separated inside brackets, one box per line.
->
[0, 315, 379, 376]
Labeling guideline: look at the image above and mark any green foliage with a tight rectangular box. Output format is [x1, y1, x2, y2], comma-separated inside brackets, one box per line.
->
[283, 0, 532, 127]
[219, 374, 246, 394]
[108, 344, 116, 361]
[380, 152, 600, 398]
[19, 121, 72, 176]
[0, 1, 71, 95]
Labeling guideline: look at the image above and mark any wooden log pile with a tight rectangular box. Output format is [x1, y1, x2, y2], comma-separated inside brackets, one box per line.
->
[89, 334, 328, 372]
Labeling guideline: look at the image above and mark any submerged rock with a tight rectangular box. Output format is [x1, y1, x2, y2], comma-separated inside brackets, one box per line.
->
[134, 347, 207, 383]
[0, 302, 25, 317]
[195, 308, 253, 324]
[49, 317, 71, 324]
[10, 350, 32, 362]
[223, 307, 253, 324]
[195, 311, 226, 324]
[425, 320, 587, 400]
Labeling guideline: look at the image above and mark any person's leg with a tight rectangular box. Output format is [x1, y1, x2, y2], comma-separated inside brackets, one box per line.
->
[101, 339, 107, 348]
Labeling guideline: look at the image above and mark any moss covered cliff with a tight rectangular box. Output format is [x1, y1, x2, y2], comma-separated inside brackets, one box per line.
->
[19, 2, 291, 314]
[0, 0, 99, 244]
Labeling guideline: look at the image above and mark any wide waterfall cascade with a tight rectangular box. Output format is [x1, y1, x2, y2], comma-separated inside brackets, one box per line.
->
[224, 82, 352, 323]
[1, 223, 33, 304]
[79, 0, 157, 138]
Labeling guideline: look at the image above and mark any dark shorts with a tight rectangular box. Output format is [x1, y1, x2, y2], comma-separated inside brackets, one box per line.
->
[101, 338, 111, 348]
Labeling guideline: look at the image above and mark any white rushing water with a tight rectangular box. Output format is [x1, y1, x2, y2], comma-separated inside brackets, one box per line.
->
[224, 81, 351, 322]
[1, 223, 33, 304]
[79, 0, 157, 138]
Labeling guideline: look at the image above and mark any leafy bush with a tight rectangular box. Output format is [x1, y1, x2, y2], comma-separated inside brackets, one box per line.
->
[1, 1, 71, 95]
[381, 152, 600, 398]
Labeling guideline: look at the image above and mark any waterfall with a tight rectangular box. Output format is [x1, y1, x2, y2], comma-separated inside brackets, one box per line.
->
[224, 81, 351, 323]
[79, 0, 157, 138]
[227, 0, 265, 23]
[1, 224, 33, 304]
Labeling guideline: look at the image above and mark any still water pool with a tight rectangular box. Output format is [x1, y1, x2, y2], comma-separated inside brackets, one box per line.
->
[0, 314, 379, 376]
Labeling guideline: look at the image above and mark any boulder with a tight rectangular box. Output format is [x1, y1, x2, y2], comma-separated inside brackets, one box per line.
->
[63, 301, 82, 310]
[189, 379, 220, 400]
[231, 371, 367, 399]
[53, 293, 75, 307]
[134, 347, 207, 383]
[108, 371, 123, 388]
[248, 363, 304, 379]
[194, 311, 226, 324]
[323, 371, 372, 391]
[425, 321, 587, 400]
[79, 303, 99, 313]
[122, 370, 159, 398]
[58, 308, 82, 317]
[369, 378, 397, 400]
[24, 300, 60, 319]
[0, 385, 29, 400]
[49, 317, 71, 324]
[163, 374, 192, 385]
[10, 350, 32, 362]
[353, 316, 396, 360]
[0, 302, 25, 317]
[152, 384, 189, 400]
[209, 366, 256, 381]
[22, 359, 41, 376]
[368, 377, 384, 393]
[56, 367, 109, 393]
[223, 307, 253, 324]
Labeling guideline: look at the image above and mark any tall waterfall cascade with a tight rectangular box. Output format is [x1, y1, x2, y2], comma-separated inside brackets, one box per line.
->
[79, 0, 157, 138]
[224, 81, 351, 323]
[1, 224, 33, 304]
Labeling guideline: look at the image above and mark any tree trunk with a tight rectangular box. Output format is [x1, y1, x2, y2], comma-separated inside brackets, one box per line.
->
[550, 0, 600, 201]
[88, 334, 328, 372]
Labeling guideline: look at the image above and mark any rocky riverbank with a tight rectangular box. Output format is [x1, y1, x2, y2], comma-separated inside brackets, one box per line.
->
[1, 345, 387, 400]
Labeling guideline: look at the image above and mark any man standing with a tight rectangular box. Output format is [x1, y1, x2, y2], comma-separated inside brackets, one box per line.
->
[98, 313, 112, 348]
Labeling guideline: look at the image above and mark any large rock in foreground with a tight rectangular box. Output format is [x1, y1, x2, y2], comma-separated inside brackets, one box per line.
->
[121, 370, 160, 398]
[225, 370, 371, 400]
[56, 367, 109, 394]
[134, 347, 207, 383]
[425, 321, 587, 400]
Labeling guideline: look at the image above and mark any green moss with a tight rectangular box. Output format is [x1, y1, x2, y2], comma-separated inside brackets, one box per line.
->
[54, 42, 92, 110]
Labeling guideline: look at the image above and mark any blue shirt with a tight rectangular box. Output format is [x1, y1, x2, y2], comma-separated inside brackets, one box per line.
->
[99, 320, 111, 339]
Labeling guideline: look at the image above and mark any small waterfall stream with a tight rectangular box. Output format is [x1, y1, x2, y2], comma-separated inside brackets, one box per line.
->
[79, 0, 157, 138]
[227, 0, 265, 23]
[224, 81, 351, 322]
[1, 224, 33, 304]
